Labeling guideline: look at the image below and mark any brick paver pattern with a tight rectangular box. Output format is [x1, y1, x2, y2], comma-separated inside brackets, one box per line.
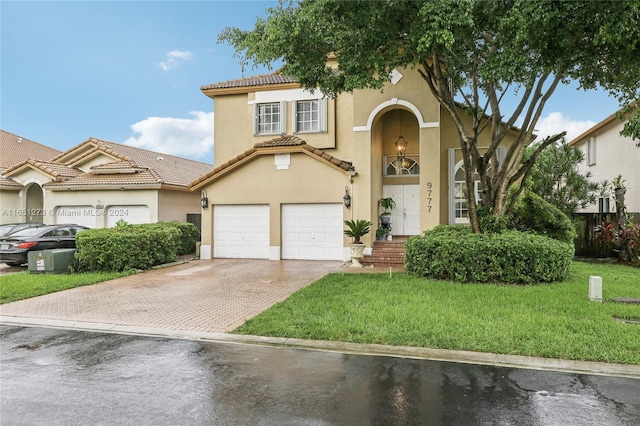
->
[0, 259, 344, 333]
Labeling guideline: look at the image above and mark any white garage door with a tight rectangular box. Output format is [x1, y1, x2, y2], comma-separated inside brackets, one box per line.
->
[106, 205, 150, 227]
[214, 205, 270, 259]
[282, 204, 343, 260]
[55, 206, 96, 228]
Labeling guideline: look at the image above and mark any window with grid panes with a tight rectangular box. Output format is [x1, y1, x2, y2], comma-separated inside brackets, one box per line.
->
[295, 100, 319, 132]
[256, 102, 282, 135]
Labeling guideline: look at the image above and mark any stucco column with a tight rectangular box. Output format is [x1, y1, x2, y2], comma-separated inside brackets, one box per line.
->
[351, 130, 374, 249]
[419, 126, 440, 231]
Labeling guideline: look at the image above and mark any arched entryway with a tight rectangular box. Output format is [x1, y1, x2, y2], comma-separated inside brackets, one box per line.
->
[25, 183, 44, 223]
[377, 108, 421, 236]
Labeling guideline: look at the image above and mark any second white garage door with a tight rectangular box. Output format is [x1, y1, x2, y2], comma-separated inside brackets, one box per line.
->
[106, 205, 150, 227]
[214, 205, 270, 259]
[282, 204, 344, 260]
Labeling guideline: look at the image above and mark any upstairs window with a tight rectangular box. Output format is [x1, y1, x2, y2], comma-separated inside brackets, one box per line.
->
[255, 101, 286, 135]
[294, 98, 327, 133]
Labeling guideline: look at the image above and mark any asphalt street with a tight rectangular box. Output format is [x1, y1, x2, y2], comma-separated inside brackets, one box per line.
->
[2, 325, 639, 426]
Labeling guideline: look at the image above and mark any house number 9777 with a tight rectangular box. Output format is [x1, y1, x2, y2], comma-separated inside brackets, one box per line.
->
[426, 182, 433, 212]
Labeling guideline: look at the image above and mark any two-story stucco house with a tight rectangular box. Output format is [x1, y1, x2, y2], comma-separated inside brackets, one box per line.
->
[569, 104, 639, 215]
[191, 66, 513, 261]
[1, 131, 211, 228]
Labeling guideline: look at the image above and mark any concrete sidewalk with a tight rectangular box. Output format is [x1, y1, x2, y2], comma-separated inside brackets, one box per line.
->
[1, 259, 639, 379]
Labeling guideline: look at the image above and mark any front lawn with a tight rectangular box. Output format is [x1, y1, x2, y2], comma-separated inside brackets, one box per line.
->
[235, 261, 640, 364]
[0, 271, 133, 304]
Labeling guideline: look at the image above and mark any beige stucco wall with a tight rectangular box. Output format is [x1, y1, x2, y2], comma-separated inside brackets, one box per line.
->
[575, 120, 640, 213]
[157, 190, 201, 222]
[200, 152, 350, 251]
[0, 190, 22, 224]
[213, 91, 338, 166]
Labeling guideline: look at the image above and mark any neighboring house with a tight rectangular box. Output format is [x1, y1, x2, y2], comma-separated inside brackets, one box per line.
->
[191, 65, 514, 261]
[1, 133, 212, 228]
[569, 104, 639, 214]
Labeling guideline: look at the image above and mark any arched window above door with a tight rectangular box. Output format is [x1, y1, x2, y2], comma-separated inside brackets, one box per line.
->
[384, 155, 420, 176]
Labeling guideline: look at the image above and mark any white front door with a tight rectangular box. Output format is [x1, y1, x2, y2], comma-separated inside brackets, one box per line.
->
[282, 204, 343, 260]
[214, 205, 270, 259]
[382, 185, 420, 235]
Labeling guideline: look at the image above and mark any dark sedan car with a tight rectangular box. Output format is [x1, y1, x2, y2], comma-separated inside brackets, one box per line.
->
[0, 223, 44, 238]
[0, 224, 88, 266]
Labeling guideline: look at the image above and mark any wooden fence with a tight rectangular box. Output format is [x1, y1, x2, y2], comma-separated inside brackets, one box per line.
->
[574, 212, 640, 258]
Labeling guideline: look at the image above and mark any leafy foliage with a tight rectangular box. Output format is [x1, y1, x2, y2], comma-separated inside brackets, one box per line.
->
[404, 226, 573, 283]
[221, 0, 640, 231]
[344, 219, 372, 244]
[506, 191, 577, 244]
[595, 221, 640, 267]
[75, 221, 198, 272]
[525, 142, 604, 217]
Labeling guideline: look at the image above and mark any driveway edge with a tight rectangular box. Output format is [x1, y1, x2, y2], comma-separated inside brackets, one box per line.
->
[2, 315, 639, 379]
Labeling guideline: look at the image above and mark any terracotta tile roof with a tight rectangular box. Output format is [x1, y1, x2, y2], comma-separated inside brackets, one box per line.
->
[0, 130, 61, 171]
[190, 135, 353, 189]
[3, 159, 82, 181]
[55, 137, 212, 187]
[0, 175, 23, 189]
[201, 71, 297, 91]
[45, 164, 164, 189]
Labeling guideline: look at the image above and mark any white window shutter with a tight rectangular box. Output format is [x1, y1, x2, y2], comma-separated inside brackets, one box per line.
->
[292, 101, 299, 133]
[279, 101, 287, 134]
[319, 98, 328, 132]
[253, 103, 259, 135]
[448, 148, 456, 224]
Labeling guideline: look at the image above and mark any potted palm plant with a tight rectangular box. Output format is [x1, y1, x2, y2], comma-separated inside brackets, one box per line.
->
[344, 219, 372, 267]
[378, 197, 396, 226]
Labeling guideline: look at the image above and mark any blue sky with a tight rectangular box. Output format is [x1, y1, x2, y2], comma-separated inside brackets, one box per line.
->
[1, 1, 621, 163]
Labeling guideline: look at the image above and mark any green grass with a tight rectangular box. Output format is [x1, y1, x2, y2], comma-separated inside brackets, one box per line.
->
[235, 261, 640, 364]
[0, 271, 133, 304]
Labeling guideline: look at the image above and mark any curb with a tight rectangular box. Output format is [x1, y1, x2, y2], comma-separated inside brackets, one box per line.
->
[2, 315, 639, 380]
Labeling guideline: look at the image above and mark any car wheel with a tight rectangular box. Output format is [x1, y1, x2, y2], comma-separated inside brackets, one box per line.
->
[5, 262, 22, 267]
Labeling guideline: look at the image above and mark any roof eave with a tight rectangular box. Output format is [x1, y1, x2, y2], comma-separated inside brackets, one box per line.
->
[201, 82, 300, 98]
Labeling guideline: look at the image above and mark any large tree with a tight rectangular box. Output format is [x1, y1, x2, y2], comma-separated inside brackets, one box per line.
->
[220, 0, 640, 232]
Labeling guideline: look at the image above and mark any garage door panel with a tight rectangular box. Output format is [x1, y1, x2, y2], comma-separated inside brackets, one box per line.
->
[106, 206, 150, 227]
[282, 204, 343, 260]
[55, 206, 95, 228]
[214, 205, 269, 259]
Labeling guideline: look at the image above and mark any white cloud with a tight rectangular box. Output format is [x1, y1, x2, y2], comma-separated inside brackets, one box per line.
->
[159, 50, 193, 71]
[124, 111, 214, 160]
[534, 112, 596, 143]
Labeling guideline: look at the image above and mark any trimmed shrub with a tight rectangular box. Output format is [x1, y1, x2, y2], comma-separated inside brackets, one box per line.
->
[75, 222, 181, 272]
[146, 221, 200, 255]
[506, 191, 576, 244]
[405, 227, 574, 283]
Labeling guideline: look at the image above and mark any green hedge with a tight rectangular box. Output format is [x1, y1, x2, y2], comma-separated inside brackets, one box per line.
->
[506, 191, 576, 244]
[405, 225, 574, 283]
[75, 221, 198, 272]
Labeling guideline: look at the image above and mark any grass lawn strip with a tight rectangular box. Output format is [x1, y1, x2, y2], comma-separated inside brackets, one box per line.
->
[0, 271, 133, 304]
[234, 262, 640, 365]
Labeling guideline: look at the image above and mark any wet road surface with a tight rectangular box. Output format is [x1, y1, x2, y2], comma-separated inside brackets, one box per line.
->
[1, 325, 639, 425]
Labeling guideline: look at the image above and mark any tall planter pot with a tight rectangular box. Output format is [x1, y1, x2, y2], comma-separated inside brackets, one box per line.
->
[349, 243, 366, 267]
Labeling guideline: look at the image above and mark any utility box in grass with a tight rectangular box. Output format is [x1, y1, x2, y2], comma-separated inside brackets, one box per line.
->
[28, 249, 77, 274]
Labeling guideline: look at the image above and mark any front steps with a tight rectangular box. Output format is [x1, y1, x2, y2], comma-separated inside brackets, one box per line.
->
[361, 237, 408, 267]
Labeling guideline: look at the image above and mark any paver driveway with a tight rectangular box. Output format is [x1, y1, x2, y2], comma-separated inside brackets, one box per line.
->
[0, 259, 344, 333]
